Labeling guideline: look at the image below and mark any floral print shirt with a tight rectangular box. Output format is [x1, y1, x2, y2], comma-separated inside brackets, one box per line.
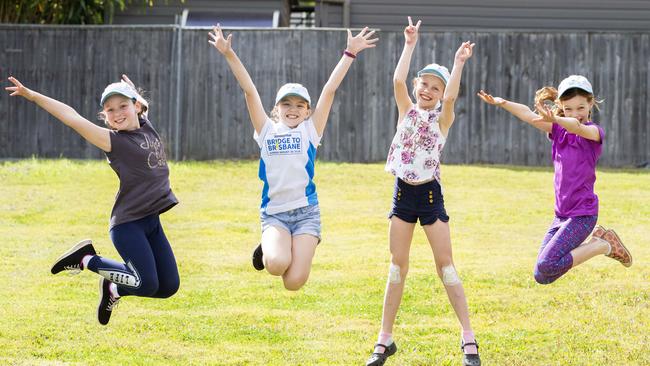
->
[385, 106, 446, 184]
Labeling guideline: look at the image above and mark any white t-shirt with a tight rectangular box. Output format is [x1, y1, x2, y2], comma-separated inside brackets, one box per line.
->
[254, 118, 322, 214]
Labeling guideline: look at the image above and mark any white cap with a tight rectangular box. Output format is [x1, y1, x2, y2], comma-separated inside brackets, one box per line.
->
[417, 63, 451, 85]
[275, 83, 311, 105]
[557, 75, 593, 97]
[100, 82, 138, 107]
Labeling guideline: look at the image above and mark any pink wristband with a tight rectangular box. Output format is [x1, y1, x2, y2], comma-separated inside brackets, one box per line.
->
[343, 50, 356, 59]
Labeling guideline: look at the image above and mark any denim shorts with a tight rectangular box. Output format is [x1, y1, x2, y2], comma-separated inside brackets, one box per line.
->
[261, 204, 321, 241]
[388, 178, 450, 226]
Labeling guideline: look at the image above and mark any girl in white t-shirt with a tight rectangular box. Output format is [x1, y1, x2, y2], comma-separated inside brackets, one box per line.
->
[209, 25, 377, 290]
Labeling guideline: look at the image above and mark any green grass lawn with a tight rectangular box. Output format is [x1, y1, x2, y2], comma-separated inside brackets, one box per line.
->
[0, 159, 648, 365]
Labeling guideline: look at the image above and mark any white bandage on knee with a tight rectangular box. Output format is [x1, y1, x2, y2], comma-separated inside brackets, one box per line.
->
[388, 263, 402, 284]
[441, 265, 461, 286]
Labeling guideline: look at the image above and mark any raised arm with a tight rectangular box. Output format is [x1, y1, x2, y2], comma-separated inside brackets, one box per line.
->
[5, 77, 111, 152]
[477, 90, 552, 133]
[209, 25, 267, 134]
[533, 102, 600, 141]
[438, 41, 474, 136]
[394, 16, 420, 119]
[121, 74, 149, 118]
[311, 27, 378, 136]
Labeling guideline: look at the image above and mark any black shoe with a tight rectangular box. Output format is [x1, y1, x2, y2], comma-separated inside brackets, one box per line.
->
[461, 339, 481, 366]
[51, 239, 96, 274]
[252, 243, 264, 271]
[97, 277, 120, 325]
[366, 342, 397, 366]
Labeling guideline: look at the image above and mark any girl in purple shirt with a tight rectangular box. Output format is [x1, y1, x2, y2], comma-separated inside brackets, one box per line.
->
[478, 75, 632, 284]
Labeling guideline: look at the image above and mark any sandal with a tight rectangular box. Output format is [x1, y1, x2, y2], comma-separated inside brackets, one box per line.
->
[592, 225, 607, 239]
[603, 229, 633, 267]
[366, 342, 397, 366]
[461, 339, 481, 366]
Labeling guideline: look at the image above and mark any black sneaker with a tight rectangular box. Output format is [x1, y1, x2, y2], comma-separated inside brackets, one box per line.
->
[50, 239, 96, 274]
[252, 243, 264, 271]
[97, 277, 120, 325]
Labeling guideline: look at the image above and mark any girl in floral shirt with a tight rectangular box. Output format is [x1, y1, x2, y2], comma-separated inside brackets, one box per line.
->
[366, 17, 480, 366]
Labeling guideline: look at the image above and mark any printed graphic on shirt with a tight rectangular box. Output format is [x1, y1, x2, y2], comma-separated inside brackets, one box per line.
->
[266, 132, 302, 155]
[140, 134, 167, 168]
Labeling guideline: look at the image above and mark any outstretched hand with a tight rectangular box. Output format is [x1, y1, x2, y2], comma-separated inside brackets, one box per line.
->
[208, 24, 233, 55]
[532, 102, 556, 123]
[477, 90, 506, 106]
[455, 41, 475, 64]
[345, 27, 379, 56]
[121, 74, 137, 90]
[5, 76, 34, 101]
[404, 16, 421, 45]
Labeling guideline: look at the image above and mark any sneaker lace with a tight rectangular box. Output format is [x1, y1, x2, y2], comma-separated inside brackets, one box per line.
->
[63, 264, 82, 275]
[107, 296, 121, 312]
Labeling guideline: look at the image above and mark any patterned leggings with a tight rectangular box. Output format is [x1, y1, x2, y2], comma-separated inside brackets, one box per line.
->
[534, 215, 598, 284]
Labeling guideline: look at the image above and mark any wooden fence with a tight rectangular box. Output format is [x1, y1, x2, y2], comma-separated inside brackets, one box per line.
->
[1, 25, 649, 167]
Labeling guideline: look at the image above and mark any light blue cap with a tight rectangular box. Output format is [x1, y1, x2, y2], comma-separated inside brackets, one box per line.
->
[417, 63, 451, 85]
[557, 75, 593, 97]
[275, 83, 311, 105]
[100, 82, 138, 107]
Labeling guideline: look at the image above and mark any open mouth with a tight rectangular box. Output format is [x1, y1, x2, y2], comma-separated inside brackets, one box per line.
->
[419, 94, 432, 102]
[285, 113, 300, 120]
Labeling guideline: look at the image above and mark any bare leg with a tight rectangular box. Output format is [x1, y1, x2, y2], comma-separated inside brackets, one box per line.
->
[423, 220, 472, 331]
[281, 234, 318, 291]
[261, 226, 292, 276]
[374, 216, 415, 353]
[571, 236, 609, 267]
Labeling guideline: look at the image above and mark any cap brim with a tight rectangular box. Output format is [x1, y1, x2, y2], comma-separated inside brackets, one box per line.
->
[100, 92, 137, 107]
[558, 86, 593, 97]
[276, 93, 310, 104]
[417, 70, 448, 85]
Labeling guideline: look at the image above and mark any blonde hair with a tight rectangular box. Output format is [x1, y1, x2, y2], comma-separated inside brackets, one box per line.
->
[534, 86, 601, 118]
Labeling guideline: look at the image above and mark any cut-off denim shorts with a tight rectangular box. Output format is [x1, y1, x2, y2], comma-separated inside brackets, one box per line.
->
[261, 204, 321, 242]
[388, 178, 450, 226]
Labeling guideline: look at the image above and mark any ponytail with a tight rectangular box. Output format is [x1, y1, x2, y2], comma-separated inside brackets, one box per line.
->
[534, 86, 563, 117]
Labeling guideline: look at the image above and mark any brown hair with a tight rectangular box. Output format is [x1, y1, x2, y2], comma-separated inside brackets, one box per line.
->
[534, 86, 601, 118]
[98, 93, 149, 129]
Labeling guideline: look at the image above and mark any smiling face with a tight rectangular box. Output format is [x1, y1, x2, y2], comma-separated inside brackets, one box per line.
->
[413, 74, 446, 109]
[276, 96, 311, 127]
[102, 95, 140, 131]
[559, 92, 593, 124]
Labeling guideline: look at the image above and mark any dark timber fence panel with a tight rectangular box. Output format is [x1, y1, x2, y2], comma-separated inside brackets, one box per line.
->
[1, 25, 648, 167]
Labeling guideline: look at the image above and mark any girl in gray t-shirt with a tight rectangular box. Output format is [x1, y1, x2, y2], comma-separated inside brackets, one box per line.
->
[6, 75, 179, 326]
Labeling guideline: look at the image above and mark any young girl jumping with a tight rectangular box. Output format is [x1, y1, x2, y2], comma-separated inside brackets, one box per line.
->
[5, 75, 180, 325]
[209, 25, 378, 291]
[477, 75, 632, 284]
[366, 17, 480, 366]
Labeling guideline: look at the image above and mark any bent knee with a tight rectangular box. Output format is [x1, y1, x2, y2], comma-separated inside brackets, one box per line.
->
[155, 277, 180, 298]
[283, 275, 308, 291]
[265, 256, 291, 276]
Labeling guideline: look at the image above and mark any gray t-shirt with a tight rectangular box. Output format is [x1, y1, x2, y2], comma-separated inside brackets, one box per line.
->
[105, 118, 178, 229]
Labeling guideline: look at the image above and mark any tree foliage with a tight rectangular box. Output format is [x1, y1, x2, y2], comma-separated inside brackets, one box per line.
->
[0, 0, 169, 24]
